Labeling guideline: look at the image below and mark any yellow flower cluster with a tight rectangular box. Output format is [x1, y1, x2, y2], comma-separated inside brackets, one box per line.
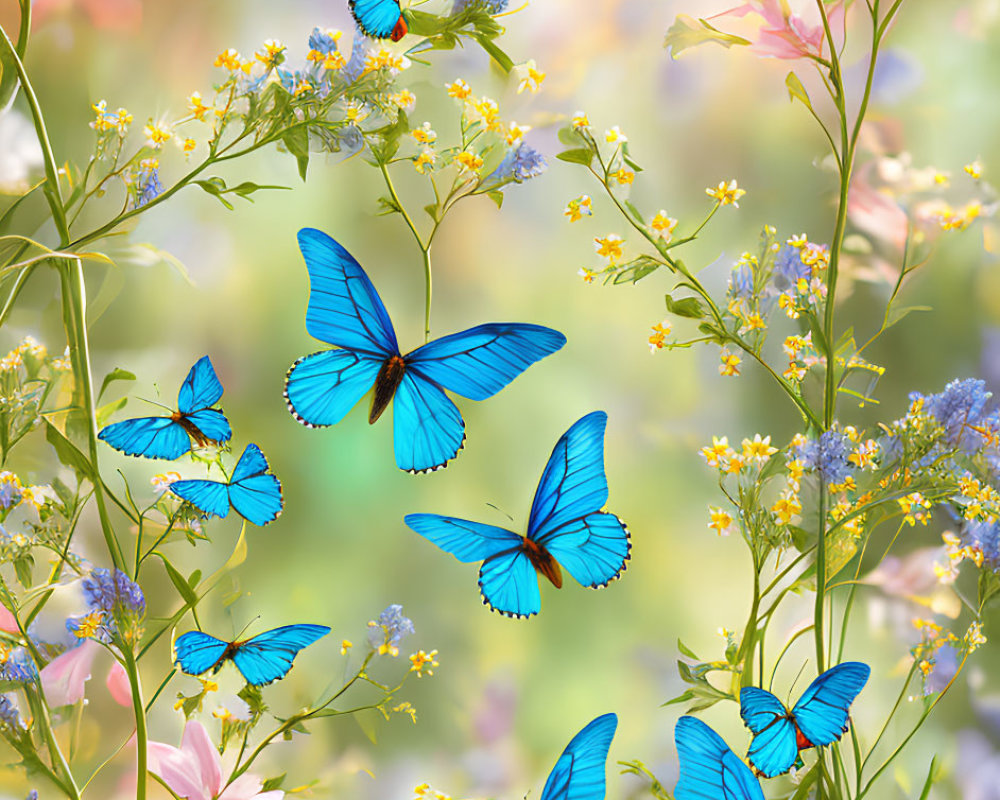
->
[898, 492, 931, 527]
[409, 649, 439, 677]
[564, 195, 593, 223]
[648, 321, 671, 353]
[414, 784, 453, 800]
[706, 179, 746, 207]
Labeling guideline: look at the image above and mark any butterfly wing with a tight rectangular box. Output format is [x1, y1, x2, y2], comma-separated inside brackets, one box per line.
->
[285, 349, 383, 428]
[528, 412, 630, 588]
[349, 0, 403, 39]
[98, 416, 191, 460]
[675, 716, 765, 800]
[406, 323, 566, 401]
[792, 662, 870, 748]
[297, 228, 398, 356]
[539, 713, 618, 800]
[392, 372, 465, 473]
[404, 514, 523, 562]
[170, 478, 231, 519]
[228, 444, 283, 526]
[740, 687, 799, 777]
[230, 624, 331, 686]
[174, 631, 230, 676]
[478, 548, 541, 619]
[177, 356, 225, 414]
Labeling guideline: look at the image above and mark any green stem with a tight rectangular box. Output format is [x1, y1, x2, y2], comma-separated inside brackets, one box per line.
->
[422, 243, 433, 343]
[815, 482, 827, 674]
[121, 647, 148, 800]
[738, 554, 762, 688]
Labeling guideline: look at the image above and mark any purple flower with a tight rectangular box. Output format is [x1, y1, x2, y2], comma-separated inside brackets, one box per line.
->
[69, 568, 145, 643]
[795, 430, 854, 484]
[343, 32, 369, 83]
[453, 0, 509, 13]
[963, 519, 1000, 569]
[917, 378, 996, 451]
[487, 144, 546, 184]
[771, 243, 810, 291]
[0, 647, 36, 682]
[367, 604, 414, 655]
[308, 27, 340, 56]
[0, 694, 21, 731]
[134, 162, 163, 208]
[728, 260, 755, 299]
[922, 644, 959, 695]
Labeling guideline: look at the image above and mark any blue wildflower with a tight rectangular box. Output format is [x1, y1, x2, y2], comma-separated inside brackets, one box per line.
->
[728, 260, 755, 299]
[924, 644, 959, 695]
[0, 472, 21, 510]
[771, 243, 810, 292]
[453, 0, 509, 13]
[343, 32, 369, 84]
[0, 647, 36, 683]
[134, 160, 163, 209]
[487, 144, 546, 184]
[367, 604, 414, 656]
[963, 519, 1000, 569]
[920, 378, 994, 451]
[70, 568, 145, 643]
[796, 430, 855, 484]
[308, 27, 340, 56]
[26, 791, 38, 800]
[0, 694, 21, 731]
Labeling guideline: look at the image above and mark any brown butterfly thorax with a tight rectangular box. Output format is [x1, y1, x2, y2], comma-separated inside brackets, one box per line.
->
[391, 16, 408, 41]
[370, 355, 407, 424]
[212, 640, 245, 672]
[171, 411, 213, 447]
[521, 536, 563, 588]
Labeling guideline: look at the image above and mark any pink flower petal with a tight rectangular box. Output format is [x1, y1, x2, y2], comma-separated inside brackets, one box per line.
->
[0, 605, 19, 634]
[848, 167, 909, 250]
[218, 774, 266, 800]
[40, 639, 100, 706]
[106, 661, 133, 707]
[182, 720, 224, 798]
[147, 741, 207, 800]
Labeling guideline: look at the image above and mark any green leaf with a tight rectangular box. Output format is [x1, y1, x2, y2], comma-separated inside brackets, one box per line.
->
[262, 775, 286, 793]
[917, 756, 939, 800]
[44, 420, 95, 481]
[979, 570, 1000, 609]
[665, 294, 705, 319]
[14, 554, 33, 589]
[613, 255, 661, 284]
[486, 190, 504, 210]
[664, 14, 751, 57]
[785, 71, 813, 110]
[0, 17, 23, 112]
[193, 178, 235, 210]
[376, 195, 402, 216]
[282, 127, 310, 181]
[472, 34, 514, 72]
[677, 639, 700, 660]
[884, 304, 932, 332]
[355, 708, 380, 744]
[558, 126, 585, 147]
[556, 148, 594, 166]
[96, 396, 128, 428]
[98, 367, 136, 402]
[158, 555, 199, 607]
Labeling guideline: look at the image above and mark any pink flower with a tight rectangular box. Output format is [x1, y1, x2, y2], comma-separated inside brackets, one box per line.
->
[31, 0, 142, 31]
[0, 605, 19, 634]
[714, 0, 845, 60]
[148, 720, 283, 800]
[106, 661, 133, 707]
[848, 163, 909, 250]
[40, 639, 101, 706]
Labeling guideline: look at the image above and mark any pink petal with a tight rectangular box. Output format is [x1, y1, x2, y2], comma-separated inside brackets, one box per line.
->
[147, 741, 207, 800]
[106, 661, 133, 707]
[182, 720, 224, 798]
[848, 169, 909, 250]
[40, 639, 100, 706]
[218, 774, 266, 800]
[0, 605, 19, 634]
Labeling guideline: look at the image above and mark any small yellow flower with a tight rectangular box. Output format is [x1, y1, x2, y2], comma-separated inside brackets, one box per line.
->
[214, 48, 252, 73]
[409, 649, 439, 677]
[445, 78, 472, 100]
[454, 150, 484, 173]
[771, 491, 802, 524]
[516, 59, 545, 94]
[965, 160, 984, 180]
[564, 195, 593, 222]
[648, 321, 671, 353]
[965, 621, 987, 651]
[414, 147, 436, 174]
[411, 122, 437, 145]
[389, 89, 416, 111]
[604, 126, 627, 145]
[182, 138, 197, 155]
[706, 179, 746, 207]
[212, 706, 233, 721]
[255, 39, 286, 68]
[72, 611, 105, 639]
[144, 121, 173, 149]
[578, 268, 597, 284]
[719, 351, 741, 377]
[594, 234, 624, 262]
[612, 168, 635, 185]
[0, 351, 24, 371]
[650, 211, 677, 241]
[364, 48, 411, 74]
[151, 472, 182, 493]
[783, 362, 807, 382]
[341, 639, 353, 655]
[90, 100, 113, 132]
[778, 292, 800, 319]
[571, 111, 590, 128]
[700, 436, 731, 467]
[708, 506, 734, 536]
[393, 701, 418, 723]
[505, 121, 531, 146]
[323, 52, 346, 70]
[113, 107, 133, 135]
[741, 434, 777, 464]
[188, 91, 211, 120]
[198, 677, 219, 693]
[471, 96, 501, 130]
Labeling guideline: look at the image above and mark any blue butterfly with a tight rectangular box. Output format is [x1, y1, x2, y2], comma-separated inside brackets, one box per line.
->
[98, 355, 232, 460]
[404, 411, 630, 618]
[674, 716, 764, 800]
[174, 624, 330, 686]
[740, 661, 870, 777]
[350, 0, 407, 41]
[169, 444, 283, 527]
[284, 228, 566, 474]
[540, 713, 618, 800]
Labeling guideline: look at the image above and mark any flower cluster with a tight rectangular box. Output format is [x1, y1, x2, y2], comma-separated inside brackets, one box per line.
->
[67, 568, 145, 645]
[367, 604, 415, 657]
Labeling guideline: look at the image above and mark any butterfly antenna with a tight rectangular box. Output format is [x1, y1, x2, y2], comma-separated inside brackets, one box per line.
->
[786, 660, 811, 705]
[486, 502, 515, 523]
[137, 396, 174, 412]
[233, 615, 261, 642]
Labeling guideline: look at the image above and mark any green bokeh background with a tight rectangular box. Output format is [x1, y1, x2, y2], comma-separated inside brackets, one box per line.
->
[3, 0, 1000, 797]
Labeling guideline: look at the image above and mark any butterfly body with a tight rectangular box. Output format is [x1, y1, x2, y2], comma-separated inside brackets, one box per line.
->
[349, 0, 407, 41]
[740, 661, 870, 777]
[99, 355, 232, 460]
[285, 229, 566, 473]
[540, 713, 617, 800]
[405, 411, 630, 618]
[174, 624, 330, 686]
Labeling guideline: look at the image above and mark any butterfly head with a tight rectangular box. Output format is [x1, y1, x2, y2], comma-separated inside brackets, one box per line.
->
[521, 536, 563, 588]
[391, 15, 408, 41]
[370, 355, 406, 424]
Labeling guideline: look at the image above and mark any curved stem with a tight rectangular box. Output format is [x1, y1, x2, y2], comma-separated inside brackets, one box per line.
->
[121, 646, 148, 800]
